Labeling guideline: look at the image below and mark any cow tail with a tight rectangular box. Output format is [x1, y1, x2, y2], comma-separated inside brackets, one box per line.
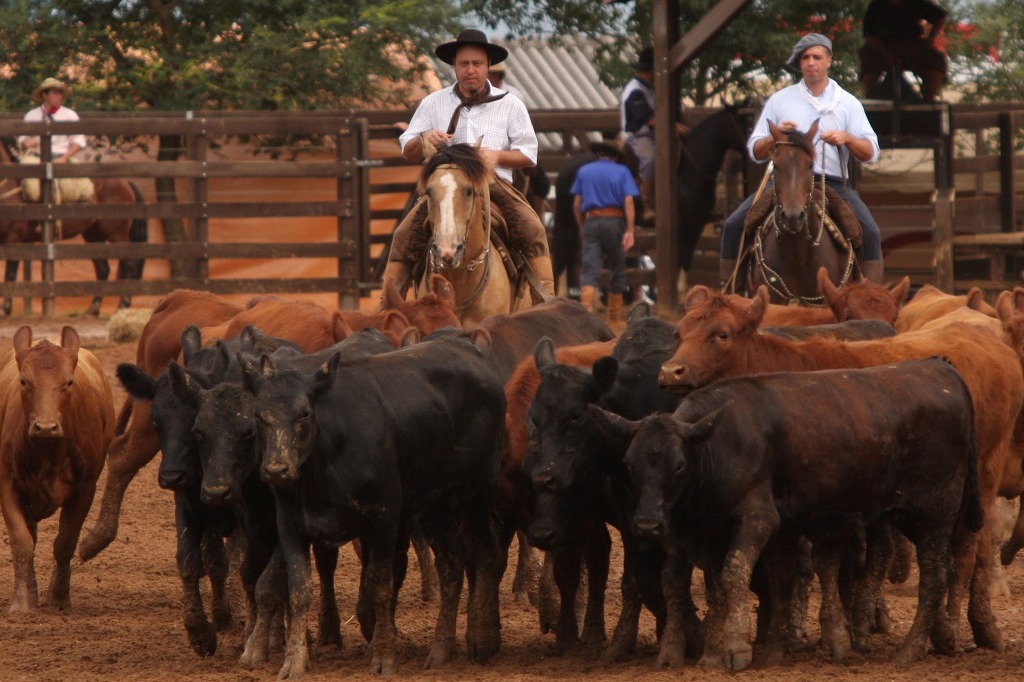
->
[962, 427, 984, 533]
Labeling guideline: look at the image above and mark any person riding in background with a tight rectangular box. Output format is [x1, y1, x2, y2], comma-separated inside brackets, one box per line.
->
[571, 141, 637, 330]
[18, 77, 86, 163]
[860, 0, 948, 101]
[382, 28, 555, 302]
[487, 62, 525, 106]
[719, 33, 885, 285]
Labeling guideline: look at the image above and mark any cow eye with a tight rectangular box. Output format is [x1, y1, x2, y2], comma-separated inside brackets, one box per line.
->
[65, 379, 74, 390]
[717, 329, 730, 341]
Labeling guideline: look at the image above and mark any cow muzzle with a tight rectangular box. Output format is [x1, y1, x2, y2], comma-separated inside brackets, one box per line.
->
[633, 516, 666, 541]
[658, 362, 696, 393]
[201, 483, 232, 506]
[28, 417, 63, 440]
[261, 458, 297, 486]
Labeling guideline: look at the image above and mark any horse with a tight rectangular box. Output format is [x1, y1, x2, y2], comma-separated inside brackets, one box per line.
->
[553, 105, 748, 297]
[417, 139, 531, 328]
[739, 119, 859, 305]
[0, 143, 147, 316]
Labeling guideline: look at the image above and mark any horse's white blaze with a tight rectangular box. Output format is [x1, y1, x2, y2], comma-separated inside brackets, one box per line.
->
[433, 171, 462, 262]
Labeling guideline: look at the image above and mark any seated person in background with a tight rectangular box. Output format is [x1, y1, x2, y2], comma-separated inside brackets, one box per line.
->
[860, 0, 948, 101]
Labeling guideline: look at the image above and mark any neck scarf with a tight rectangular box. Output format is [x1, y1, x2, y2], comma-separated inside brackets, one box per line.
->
[446, 84, 508, 135]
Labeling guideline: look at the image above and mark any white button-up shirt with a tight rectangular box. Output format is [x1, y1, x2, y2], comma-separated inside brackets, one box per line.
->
[748, 78, 880, 177]
[19, 105, 88, 157]
[399, 83, 538, 184]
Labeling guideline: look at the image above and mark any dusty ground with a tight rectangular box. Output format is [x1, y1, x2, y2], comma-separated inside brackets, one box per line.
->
[2, 316, 1024, 682]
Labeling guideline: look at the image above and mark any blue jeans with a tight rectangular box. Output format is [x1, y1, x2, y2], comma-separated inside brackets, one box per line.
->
[581, 216, 628, 294]
[721, 177, 882, 261]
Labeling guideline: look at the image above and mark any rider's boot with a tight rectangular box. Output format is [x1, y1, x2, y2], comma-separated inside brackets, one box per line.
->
[860, 259, 884, 284]
[607, 293, 626, 333]
[580, 286, 598, 314]
[719, 259, 737, 291]
[527, 254, 556, 301]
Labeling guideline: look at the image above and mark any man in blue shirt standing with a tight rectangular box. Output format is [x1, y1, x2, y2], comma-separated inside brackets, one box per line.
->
[572, 142, 639, 330]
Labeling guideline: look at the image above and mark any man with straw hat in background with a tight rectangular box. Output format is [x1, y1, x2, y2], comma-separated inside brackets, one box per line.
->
[18, 77, 93, 203]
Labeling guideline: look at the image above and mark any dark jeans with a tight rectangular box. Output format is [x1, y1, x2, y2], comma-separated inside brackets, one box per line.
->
[721, 176, 882, 261]
[581, 216, 628, 294]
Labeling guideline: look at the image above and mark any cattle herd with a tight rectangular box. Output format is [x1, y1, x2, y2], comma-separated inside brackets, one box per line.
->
[5, 269, 1024, 680]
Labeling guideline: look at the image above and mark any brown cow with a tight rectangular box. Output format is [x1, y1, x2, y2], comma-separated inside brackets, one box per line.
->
[79, 290, 243, 561]
[757, 268, 909, 327]
[361, 273, 461, 336]
[895, 283, 996, 333]
[0, 326, 114, 611]
[659, 284, 1024, 653]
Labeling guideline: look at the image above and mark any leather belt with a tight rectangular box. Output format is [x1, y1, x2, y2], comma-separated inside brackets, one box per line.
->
[585, 207, 625, 219]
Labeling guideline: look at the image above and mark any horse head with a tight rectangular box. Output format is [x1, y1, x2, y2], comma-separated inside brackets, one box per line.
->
[419, 138, 492, 269]
[768, 118, 819, 236]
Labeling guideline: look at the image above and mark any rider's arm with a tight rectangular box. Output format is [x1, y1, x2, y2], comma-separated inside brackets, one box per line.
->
[573, 194, 584, 228]
[819, 131, 876, 163]
[479, 148, 533, 171]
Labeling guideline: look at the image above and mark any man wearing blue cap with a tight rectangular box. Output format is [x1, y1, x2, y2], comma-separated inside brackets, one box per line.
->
[719, 33, 885, 284]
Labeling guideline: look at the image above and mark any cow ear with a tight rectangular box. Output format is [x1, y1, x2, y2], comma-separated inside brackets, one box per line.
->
[685, 285, 712, 309]
[627, 299, 652, 325]
[382, 310, 410, 341]
[748, 286, 769, 327]
[214, 340, 232, 374]
[181, 325, 203, 364]
[586, 404, 635, 462]
[533, 337, 556, 371]
[240, 354, 264, 394]
[470, 328, 492, 354]
[431, 274, 457, 308]
[818, 267, 840, 306]
[168, 361, 201, 408]
[313, 353, 343, 396]
[117, 362, 157, 400]
[12, 325, 31, 355]
[239, 325, 257, 352]
[399, 327, 420, 348]
[60, 325, 81, 359]
[681, 405, 725, 445]
[380, 278, 403, 309]
[996, 289, 1015, 324]
[1014, 287, 1024, 313]
[592, 356, 619, 396]
[889, 276, 911, 306]
[333, 312, 353, 342]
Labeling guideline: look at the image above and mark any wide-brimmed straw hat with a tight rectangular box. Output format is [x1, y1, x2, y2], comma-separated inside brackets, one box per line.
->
[435, 29, 508, 66]
[32, 77, 70, 102]
[488, 62, 507, 74]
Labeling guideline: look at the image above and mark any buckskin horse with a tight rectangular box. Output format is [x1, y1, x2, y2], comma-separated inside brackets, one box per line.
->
[418, 139, 538, 327]
[553, 105, 747, 296]
[737, 120, 860, 304]
[0, 143, 147, 316]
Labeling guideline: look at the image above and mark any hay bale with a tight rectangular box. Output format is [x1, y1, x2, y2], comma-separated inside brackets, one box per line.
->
[107, 308, 153, 343]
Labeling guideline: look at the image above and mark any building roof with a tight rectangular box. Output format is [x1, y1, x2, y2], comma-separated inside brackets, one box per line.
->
[430, 36, 620, 150]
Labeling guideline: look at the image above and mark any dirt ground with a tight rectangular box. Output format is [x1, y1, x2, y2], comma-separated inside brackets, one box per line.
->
[2, 317, 1024, 682]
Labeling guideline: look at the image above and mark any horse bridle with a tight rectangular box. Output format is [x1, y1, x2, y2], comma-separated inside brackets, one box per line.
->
[425, 164, 493, 315]
[769, 139, 827, 247]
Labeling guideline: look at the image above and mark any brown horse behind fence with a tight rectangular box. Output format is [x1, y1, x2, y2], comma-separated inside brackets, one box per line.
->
[0, 143, 147, 316]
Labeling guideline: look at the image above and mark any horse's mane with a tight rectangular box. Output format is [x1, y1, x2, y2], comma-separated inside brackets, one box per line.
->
[421, 143, 488, 185]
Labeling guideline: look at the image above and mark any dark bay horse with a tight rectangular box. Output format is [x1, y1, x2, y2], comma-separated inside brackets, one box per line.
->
[0, 143, 147, 316]
[741, 120, 858, 304]
[553, 105, 747, 295]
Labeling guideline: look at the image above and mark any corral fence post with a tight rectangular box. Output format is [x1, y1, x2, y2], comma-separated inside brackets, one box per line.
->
[187, 111, 211, 283]
[335, 117, 361, 310]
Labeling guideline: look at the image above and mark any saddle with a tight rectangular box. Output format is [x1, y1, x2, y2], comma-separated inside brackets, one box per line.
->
[19, 152, 95, 203]
[743, 182, 862, 250]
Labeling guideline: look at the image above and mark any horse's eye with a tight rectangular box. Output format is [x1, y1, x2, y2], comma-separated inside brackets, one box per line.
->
[464, 187, 474, 198]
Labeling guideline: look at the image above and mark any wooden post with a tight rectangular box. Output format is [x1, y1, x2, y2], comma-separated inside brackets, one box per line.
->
[999, 112, 1017, 232]
[933, 188, 955, 292]
[40, 130, 55, 316]
[187, 115, 210, 283]
[652, 0, 681, 317]
[336, 118, 359, 310]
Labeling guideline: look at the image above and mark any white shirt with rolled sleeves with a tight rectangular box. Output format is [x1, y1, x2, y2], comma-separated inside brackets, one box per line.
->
[747, 79, 880, 177]
[18, 105, 88, 157]
[399, 83, 538, 184]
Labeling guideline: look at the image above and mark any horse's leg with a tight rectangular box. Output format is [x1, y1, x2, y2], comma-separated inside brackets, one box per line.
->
[2, 260, 18, 316]
[85, 257, 110, 316]
[115, 185, 149, 309]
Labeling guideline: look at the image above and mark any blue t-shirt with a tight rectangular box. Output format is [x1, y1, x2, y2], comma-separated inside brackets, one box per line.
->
[571, 159, 640, 215]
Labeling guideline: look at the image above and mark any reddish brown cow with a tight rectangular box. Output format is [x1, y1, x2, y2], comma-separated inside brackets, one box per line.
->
[368, 273, 461, 335]
[224, 298, 348, 352]
[79, 290, 243, 560]
[757, 268, 909, 327]
[895, 284, 996, 333]
[659, 284, 1024, 653]
[0, 326, 114, 611]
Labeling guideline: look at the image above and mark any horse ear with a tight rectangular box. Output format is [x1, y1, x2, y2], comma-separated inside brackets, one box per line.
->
[807, 118, 820, 139]
[422, 134, 438, 160]
[768, 120, 785, 142]
[473, 136, 484, 149]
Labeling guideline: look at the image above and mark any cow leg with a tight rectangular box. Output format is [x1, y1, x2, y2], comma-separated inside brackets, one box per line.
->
[759, 532, 799, 666]
[175, 493, 218, 657]
[79, 407, 161, 560]
[201, 526, 233, 631]
[362, 533, 400, 676]
[812, 536, 852, 661]
[511, 530, 540, 605]
[48, 482, 98, 610]
[536, 551, 559, 635]
[550, 539, 584, 650]
[276, 524, 316, 680]
[719, 505, 778, 672]
[241, 548, 287, 668]
[409, 522, 438, 602]
[967, 518, 1003, 651]
[1, 480, 39, 612]
[656, 547, 694, 668]
[580, 521, 610, 646]
[463, 498, 505, 664]
[697, 567, 728, 668]
[852, 522, 894, 651]
[603, 551, 643, 662]
[896, 533, 951, 664]
[1000, 494, 1024, 566]
[419, 509, 464, 669]
[313, 544, 342, 649]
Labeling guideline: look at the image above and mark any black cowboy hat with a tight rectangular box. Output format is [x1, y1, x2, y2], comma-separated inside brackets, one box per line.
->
[435, 29, 508, 66]
[589, 140, 624, 160]
[633, 46, 654, 71]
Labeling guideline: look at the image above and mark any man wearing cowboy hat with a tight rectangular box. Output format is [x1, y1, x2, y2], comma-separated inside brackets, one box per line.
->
[486, 62, 525, 106]
[383, 28, 554, 302]
[18, 77, 87, 164]
[718, 32, 885, 284]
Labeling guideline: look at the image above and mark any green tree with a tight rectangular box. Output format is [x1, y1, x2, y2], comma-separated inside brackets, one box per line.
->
[1, 0, 463, 277]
